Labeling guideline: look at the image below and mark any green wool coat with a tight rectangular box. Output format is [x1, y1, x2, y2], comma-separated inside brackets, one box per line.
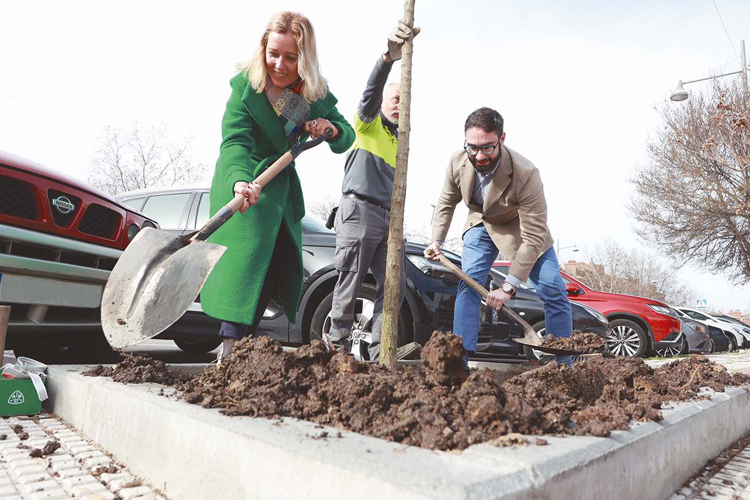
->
[200, 73, 355, 325]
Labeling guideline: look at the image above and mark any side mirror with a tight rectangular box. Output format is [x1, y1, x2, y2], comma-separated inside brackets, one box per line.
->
[565, 282, 582, 295]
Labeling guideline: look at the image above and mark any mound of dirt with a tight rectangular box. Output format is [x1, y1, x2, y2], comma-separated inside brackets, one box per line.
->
[541, 330, 606, 354]
[178, 332, 750, 451]
[83, 354, 184, 385]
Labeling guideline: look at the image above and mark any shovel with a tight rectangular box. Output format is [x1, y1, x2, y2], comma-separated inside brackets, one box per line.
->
[102, 131, 333, 349]
[436, 254, 584, 356]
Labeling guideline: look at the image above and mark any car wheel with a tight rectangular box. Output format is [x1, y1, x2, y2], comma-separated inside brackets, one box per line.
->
[522, 320, 556, 364]
[607, 319, 649, 357]
[310, 283, 406, 348]
[174, 338, 221, 354]
[728, 335, 738, 352]
[655, 335, 688, 358]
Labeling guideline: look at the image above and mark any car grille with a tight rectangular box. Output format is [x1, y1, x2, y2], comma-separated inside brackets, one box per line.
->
[78, 204, 121, 239]
[47, 189, 81, 228]
[0, 175, 38, 220]
[0, 238, 118, 271]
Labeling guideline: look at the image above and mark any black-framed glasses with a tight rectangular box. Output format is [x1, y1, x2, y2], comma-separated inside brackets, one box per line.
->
[464, 141, 500, 156]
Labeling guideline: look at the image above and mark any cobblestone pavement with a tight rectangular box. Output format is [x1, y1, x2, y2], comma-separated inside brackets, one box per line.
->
[0, 414, 166, 500]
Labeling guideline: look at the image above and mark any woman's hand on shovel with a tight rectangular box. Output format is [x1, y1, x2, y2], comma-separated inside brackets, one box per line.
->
[304, 118, 338, 140]
[233, 181, 262, 214]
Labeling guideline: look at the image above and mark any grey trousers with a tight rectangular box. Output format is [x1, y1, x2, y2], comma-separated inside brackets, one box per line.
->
[329, 195, 405, 353]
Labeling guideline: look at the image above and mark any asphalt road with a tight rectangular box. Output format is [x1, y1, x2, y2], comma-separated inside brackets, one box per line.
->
[9, 333, 527, 366]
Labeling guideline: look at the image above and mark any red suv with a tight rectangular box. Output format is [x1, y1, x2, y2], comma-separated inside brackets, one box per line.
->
[0, 150, 158, 351]
[493, 261, 683, 357]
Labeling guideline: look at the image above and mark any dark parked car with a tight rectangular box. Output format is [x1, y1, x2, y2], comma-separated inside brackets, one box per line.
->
[116, 187, 608, 359]
[707, 325, 732, 353]
[655, 308, 712, 357]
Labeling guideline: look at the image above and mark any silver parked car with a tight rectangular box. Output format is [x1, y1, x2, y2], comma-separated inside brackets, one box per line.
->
[655, 308, 712, 357]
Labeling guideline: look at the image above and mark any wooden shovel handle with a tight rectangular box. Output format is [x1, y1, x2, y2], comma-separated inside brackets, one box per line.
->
[437, 254, 535, 333]
[192, 130, 332, 242]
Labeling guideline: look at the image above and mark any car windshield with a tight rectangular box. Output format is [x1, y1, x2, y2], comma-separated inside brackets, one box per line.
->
[301, 215, 332, 233]
[683, 309, 709, 321]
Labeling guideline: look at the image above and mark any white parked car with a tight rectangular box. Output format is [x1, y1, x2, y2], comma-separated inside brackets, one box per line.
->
[712, 316, 750, 347]
[677, 307, 747, 350]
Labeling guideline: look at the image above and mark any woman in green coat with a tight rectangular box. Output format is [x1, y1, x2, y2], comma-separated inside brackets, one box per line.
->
[201, 11, 355, 360]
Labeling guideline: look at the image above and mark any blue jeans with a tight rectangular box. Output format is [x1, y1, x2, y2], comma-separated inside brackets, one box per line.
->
[453, 224, 573, 365]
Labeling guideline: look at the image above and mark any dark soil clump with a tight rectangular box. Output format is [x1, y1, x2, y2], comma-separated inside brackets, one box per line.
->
[83, 354, 184, 385]
[29, 440, 60, 458]
[541, 330, 606, 354]
[421, 332, 468, 386]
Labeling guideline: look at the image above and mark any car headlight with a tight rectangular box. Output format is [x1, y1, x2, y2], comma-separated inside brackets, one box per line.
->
[648, 304, 678, 317]
[127, 224, 140, 240]
[577, 303, 608, 324]
[406, 255, 459, 281]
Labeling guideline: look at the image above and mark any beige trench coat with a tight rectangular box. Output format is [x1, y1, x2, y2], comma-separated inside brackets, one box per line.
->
[431, 145, 555, 282]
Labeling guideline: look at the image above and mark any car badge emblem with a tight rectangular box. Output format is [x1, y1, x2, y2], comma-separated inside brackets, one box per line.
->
[52, 196, 75, 214]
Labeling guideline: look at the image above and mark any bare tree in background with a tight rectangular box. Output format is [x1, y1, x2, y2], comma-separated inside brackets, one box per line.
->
[566, 238, 696, 305]
[88, 123, 208, 196]
[306, 196, 338, 223]
[629, 80, 750, 284]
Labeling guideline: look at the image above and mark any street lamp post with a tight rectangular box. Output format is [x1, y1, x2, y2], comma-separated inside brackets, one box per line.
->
[670, 39, 748, 102]
[556, 239, 579, 262]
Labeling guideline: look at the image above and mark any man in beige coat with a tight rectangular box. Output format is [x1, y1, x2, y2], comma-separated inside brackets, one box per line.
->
[424, 107, 573, 366]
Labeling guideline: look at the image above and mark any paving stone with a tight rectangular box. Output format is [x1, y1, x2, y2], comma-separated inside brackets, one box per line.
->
[50, 461, 78, 474]
[118, 486, 155, 499]
[80, 492, 116, 500]
[23, 487, 69, 499]
[60, 475, 98, 490]
[69, 446, 93, 456]
[8, 459, 40, 471]
[55, 469, 87, 480]
[16, 473, 52, 485]
[82, 457, 112, 470]
[98, 473, 132, 486]
[107, 478, 140, 492]
[9, 464, 47, 479]
[74, 452, 105, 461]
[18, 480, 62, 494]
[56, 437, 81, 445]
[49, 454, 75, 464]
[27, 491, 71, 500]
[0, 486, 18, 496]
[69, 483, 109, 497]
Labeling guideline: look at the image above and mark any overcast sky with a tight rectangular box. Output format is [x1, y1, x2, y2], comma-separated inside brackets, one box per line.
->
[2, 0, 749, 311]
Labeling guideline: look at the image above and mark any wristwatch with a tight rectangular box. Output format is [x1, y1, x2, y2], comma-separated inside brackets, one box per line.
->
[501, 282, 517, 297]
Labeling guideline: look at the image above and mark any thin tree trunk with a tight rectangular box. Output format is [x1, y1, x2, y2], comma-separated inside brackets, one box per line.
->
[380, 0, 416, 370]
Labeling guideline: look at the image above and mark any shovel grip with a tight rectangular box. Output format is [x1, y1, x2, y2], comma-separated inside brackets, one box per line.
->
[437, 254, 536, 337]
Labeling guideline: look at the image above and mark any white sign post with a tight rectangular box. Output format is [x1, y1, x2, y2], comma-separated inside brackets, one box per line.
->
[696, 298, 708, 310]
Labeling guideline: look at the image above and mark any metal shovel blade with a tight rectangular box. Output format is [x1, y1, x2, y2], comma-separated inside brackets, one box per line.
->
[101, 228, 226, 349]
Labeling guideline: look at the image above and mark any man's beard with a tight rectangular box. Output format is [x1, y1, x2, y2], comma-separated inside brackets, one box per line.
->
[469, 150, 501, 174]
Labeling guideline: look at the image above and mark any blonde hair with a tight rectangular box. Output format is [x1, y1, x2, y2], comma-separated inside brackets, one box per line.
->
[239, 11, 328, 103]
